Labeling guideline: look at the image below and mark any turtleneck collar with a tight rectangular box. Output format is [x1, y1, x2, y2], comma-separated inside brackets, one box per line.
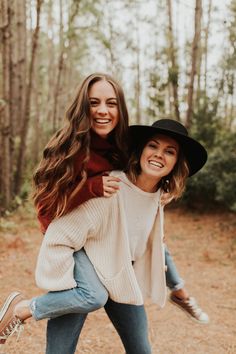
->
[90, 129, 115, 152]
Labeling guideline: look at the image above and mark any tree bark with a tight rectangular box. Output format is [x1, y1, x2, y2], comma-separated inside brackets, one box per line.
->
[186, 0, 202, 129]
[14, 0, 43, 194]
[204, 0, 212, 94]
[0, 0, 12, 208]
[16, 0, 27, 132]
[52, 0, 80, 131]
[45, 0, 55, 127]
[166, 0, 180, 121]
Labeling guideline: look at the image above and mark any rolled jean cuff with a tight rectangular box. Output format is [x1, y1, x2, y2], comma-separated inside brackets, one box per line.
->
[30, 297, 40, 321]
[168, 278, 185, 291]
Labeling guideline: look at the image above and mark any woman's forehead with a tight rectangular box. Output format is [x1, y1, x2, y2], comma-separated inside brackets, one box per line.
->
[148, 133, 179, 148]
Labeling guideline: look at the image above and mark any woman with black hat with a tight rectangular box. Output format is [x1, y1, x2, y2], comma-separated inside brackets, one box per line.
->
[0, 119, 207, 353]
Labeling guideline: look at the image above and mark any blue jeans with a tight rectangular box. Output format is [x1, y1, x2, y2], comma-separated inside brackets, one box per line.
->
[46, 299, 151, 354]
[32, 246, 182, 353]
[31, 249, 108, 320]
[165, 246, 184, 291]
[31, 247, 182, 320]
[45, 247, 183, 354]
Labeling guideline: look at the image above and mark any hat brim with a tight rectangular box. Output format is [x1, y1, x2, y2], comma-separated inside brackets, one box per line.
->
[129, 125, 207, 176]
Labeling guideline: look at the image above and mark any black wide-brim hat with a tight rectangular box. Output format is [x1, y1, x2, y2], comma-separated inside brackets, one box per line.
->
[129, 119, 207, 177]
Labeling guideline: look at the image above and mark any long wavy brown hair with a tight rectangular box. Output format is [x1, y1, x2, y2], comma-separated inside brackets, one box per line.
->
[33, 73, 129, 219]
[126, 134, 189, 202]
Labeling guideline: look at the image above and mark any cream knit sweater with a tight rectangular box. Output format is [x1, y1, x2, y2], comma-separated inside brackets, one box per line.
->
[35, 171, 166, 307]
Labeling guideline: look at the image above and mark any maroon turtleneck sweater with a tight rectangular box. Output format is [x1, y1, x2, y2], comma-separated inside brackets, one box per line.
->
[38, 130, 116, 233]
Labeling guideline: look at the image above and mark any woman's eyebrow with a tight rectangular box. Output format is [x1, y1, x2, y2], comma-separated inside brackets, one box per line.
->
[89, 97, 117, 100]
[151, 139, 178, 151]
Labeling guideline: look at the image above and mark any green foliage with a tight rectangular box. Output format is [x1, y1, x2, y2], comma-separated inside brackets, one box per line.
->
[211, 134, 236, 211]
[168, 67, 178, 85]
[182, 106, 236, 211]
[147, 72, 168, 117]
[191, 103, 221, 149]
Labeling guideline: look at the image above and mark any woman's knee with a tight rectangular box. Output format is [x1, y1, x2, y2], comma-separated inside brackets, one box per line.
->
[72, 284, 108, 312]
[87, 286, 108, 310]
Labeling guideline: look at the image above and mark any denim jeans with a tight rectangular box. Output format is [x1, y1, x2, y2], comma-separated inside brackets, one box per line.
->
[31, 245, 182, 320]
[105, 299, 151, 354]
[165, 246, 184, 291]
[46, 298, 151, 354]
[30, 249, 108, 320]
[34, 246, 182, 353]
[46, 312, 87, 354]
[44, 247, 182, 354]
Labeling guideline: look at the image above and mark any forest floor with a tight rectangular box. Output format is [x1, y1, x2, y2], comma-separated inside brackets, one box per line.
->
[0, 204, 235, 354]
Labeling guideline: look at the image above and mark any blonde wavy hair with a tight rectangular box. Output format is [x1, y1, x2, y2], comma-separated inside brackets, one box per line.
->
[33, 73, 129, 219]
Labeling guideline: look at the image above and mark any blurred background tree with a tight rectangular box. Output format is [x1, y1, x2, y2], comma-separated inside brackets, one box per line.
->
[0, 0, 235, 213]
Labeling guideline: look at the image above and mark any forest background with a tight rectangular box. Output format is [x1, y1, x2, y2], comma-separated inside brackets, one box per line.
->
[0, 0, 236, 214]
[0, 1, 236, 353]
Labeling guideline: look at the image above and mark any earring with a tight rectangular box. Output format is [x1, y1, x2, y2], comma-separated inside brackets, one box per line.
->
[162, 178, 170, 193]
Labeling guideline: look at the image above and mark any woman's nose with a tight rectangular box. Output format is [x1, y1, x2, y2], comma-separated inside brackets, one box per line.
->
[97, 103, 108, 115]
[154, 149, 164, 158]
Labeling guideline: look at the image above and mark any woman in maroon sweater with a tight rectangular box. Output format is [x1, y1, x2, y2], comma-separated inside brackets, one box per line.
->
[35, 73, 129, 233]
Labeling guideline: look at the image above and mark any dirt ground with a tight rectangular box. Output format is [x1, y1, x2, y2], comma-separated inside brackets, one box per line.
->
[0, 204, 235, 354]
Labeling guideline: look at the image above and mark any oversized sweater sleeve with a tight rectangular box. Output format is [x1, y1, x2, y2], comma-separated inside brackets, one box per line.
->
[35, 204, 96, 291]
[37, 175, 104, 234]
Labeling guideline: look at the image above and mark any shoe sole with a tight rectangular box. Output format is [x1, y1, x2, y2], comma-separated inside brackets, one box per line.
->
[169, 297, 209, 325]
[0, 292, 21, 322]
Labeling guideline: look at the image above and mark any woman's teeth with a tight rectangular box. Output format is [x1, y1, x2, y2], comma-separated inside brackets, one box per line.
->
[95, 119, 110, 124]
[149, 160, 163, 168]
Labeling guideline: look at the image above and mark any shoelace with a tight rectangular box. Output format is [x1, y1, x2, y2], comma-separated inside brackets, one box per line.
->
[0, 318, 24, 341]
[186, 297, 202, 316]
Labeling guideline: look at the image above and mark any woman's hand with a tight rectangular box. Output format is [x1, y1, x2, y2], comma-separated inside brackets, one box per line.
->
[102, 176, 120, 197]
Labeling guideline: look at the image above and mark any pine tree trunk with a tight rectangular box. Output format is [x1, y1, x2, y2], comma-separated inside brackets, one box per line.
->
[204, 0, 212, 94]
[14, 0, 43, 194]
[52, 0, 64, 131]
[16, 0, 27, 132]
[52, 0, 80, 130]
[196, 43, 202, 109]
[45, 0, 55, 127]
[32, 61, 40, 164]
[0, 0, 12, 209]
[166, 0, 180, 121]
[186, 0, 202, 129]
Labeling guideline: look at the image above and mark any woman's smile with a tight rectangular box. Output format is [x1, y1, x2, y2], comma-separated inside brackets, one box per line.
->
[89, 80, 119, 138]
[148, 160, 164, 168]
[135, 134, 179, 192]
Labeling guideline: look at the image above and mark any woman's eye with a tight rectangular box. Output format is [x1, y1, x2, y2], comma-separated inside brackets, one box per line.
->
[148, 143, 157, 149]
[89, 100, 98, 106]
[107, 101, 117, 106]
[166, 150, 175, 155]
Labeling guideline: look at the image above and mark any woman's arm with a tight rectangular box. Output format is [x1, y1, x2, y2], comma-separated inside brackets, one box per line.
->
[35, 204, 95, 291]
[37, 149, 114, 233]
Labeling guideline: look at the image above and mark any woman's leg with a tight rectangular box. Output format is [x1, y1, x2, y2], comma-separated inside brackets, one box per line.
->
[31, 249, 108, 320]
[44, 249, 108, 354]
[165, 246, 209, 324]
[46, 313, 87, 354]
[104, 298, 152, 354]
[0, 249, 108, 344]
[165, 246, 185, 291]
